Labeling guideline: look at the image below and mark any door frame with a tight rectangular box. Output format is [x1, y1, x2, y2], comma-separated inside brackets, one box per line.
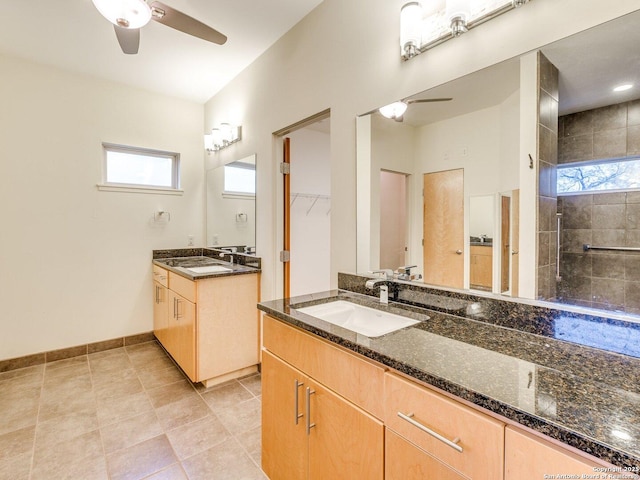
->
[273, 109, 331, 299]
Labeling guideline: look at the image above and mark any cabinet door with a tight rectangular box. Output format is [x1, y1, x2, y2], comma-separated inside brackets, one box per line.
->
[261, 351, 308, 480]
[168, 290, 196, 382]
[308, 379, 384, 480]
[505, 426, 602, 479]
[153, 281, 169, 344]
[386, 429, 466, 480]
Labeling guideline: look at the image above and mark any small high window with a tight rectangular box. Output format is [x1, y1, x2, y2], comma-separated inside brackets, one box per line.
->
[557, 157, 640, 194]
[100, 143, 180, 193]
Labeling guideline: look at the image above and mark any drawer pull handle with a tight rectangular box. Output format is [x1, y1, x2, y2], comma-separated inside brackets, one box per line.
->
[294, 379, 304, 425]
[306, 387, 316, 435]
[398, 412, 463, 453]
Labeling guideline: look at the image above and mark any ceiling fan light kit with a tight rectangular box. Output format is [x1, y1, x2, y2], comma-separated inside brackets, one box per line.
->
[92, 0, 151, 29]
[92, 0, 227, 55]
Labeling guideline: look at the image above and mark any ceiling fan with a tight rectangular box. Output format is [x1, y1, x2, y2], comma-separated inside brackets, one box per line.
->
[363, 97, 453, 122]
[92, 0, 227, 54]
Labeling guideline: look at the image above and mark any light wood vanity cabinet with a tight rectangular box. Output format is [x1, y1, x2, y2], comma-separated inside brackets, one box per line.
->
[505, 426, 604, 479]
[384, 372, 505, 480]
[261, 315, 384, 480]
[152, 265, 259, 386]
[470, 245, 493, 289]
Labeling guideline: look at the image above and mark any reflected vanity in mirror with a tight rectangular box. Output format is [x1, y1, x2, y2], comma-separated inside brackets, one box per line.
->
[357, 9, 640, 317]
[206, 154, 256, 254]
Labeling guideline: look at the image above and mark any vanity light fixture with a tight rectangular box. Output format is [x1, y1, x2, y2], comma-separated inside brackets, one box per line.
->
[204, 123, 242, 153]
[447, 0, 471, 37]
[400, 0, 533, 60]
[91, 0, 151, 28]
[400, 2, 423, 59]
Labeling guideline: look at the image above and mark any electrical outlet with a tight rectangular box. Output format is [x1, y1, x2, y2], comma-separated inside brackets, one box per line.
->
[188, 235, 194, 246]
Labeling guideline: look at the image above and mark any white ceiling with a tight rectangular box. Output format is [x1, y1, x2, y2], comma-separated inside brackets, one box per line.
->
[0, 0, 324, 104]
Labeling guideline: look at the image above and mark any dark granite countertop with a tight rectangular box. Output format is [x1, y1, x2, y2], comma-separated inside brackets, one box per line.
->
[152, 248, 260, 281]
[258, 289, 640, 470]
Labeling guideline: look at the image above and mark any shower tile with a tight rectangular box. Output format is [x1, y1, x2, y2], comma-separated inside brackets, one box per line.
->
[563, 229, 592, 254]
[592, 204, 626, 230]
[625, 256, 640, 280]
[561, 253, 592, 278]
[627, 125, 640, 155]
[559, 134, 593, 164]
[593, 103, 627, 131]
[562, 110, 593, 138]
[593, 278, 624, 305]
[539, 53, 559, 101]
[627, 191, 640, 204]
[561, 195, 592, 230]
[538, 232, 550, 267]
[592, 255, 625, 279]
[592, 229, 625, 248]
[628, 99, 640, 126]
[539, 161, 555, 197]
[593, 192, 626, 205]
[625, 281, 640, 309]
[593, 128, 627, 160]
[625, 230, 640, 247]
[626, 203, 640, 229]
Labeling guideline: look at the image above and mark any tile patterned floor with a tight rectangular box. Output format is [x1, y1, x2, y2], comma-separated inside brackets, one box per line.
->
[0, 341, 266, 480]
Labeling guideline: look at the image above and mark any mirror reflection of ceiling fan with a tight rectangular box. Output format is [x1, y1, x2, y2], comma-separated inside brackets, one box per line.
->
[91, 0, 227, 54]
[364, 98, 453, 122]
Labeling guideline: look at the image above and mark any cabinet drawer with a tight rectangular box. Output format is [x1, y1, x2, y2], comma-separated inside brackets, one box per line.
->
[169, 271, 196, 303]
[263, 315, 385, 419]
[384, 373, 504, 480]
[153, 265, 169, 287]
[386, 429, 467, 480]
[505, 426, 607, 479]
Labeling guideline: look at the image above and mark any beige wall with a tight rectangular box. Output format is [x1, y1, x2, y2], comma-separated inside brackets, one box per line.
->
[0, 54, 204, 360]
[204, 0, 640, 302]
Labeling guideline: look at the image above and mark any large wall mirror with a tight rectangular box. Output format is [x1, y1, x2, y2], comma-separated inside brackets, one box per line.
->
[206, 154, 256, 253]
[357, 9, 640, 317]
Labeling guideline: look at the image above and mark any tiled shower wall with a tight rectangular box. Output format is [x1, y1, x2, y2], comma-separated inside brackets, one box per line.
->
[557, 192, 640, 314]
[556, 100, 640, 313]
[537, 52, 559, 300]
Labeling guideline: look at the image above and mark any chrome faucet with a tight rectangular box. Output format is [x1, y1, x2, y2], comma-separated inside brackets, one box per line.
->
[396, 265, 417, 281]
[365, 269, 393, 304]
[219, 252, 234, 265]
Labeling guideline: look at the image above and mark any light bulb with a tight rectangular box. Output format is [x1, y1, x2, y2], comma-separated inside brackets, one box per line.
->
[379, 101, 408, 120]
[400, 2, 422, 58]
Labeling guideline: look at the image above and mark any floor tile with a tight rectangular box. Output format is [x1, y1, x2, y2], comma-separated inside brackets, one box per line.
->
[106, 434, 177, 480]
[144, 463, 188, 479]
[201, 381, 254, 413]
[100, 411, 163, 454]
[166, 415, 230, 460]
[182, 438, 267, 480]
[0, 342, 266, 479]
[215, 397, 261, 436]
[239, 373, 262, 397]
[96, 390, 154, 427]
[0, 426, 34, 461]
[155, 395, 211, 431]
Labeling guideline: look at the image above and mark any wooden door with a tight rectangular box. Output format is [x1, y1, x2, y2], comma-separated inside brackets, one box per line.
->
[385, 429, 466, 480]
[283, 137, 291, 299]
[511, 189, 520, 297]
[153, 281, 169, 344]
[262, 351, 308, 480]
[308, 379, 384, 480]
[168, 290, 196, 381]
[423, 169, 464, 288]
[501, 195, 511, 293]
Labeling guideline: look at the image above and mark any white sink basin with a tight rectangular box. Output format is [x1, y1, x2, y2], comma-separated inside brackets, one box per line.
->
[296, 300, 420, 338]
[185, 265, 232, 274]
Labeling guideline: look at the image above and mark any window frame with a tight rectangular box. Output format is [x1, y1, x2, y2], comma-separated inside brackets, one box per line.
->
[97, 143, 182, 195]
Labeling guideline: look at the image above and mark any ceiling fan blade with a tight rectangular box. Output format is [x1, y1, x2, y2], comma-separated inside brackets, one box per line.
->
[113, 25, 140, 54]
[406, 98, 453, 104]
[149, 1, 227, 45]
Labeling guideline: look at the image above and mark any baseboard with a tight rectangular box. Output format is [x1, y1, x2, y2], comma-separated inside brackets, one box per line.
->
[0, 331, 155, 374]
